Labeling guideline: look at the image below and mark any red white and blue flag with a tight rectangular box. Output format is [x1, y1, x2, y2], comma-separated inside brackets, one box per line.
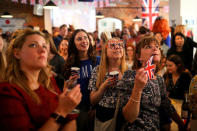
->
[145, 56, 155, 80]
[141, 0, 160, 30]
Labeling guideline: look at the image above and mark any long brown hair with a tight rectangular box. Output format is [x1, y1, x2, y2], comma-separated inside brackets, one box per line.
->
[165, 54, 186, 87]
[64, 29, 96, 79]
[4, 29, 52, 104]
[0, 52, 6, 81]
[96, 37, 127, 88]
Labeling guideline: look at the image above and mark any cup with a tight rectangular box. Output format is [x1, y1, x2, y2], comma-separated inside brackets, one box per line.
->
[68, 67, 80, 115]
[109, 71, 119, 83]
[71, 67, 80, 76]
[68, 67, 80, 89]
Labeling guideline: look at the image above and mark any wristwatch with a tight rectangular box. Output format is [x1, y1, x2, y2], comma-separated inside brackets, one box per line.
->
[51, 113, 66, 124]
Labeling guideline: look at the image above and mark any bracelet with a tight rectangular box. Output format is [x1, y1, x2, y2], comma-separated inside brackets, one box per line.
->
[129, 96, 140, 103]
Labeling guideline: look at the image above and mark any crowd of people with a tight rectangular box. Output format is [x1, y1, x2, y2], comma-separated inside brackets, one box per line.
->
[0, 16, 197, 131]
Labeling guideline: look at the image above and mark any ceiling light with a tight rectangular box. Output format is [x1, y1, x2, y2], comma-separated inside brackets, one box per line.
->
[1, 12, 13, 18]
[43, 0, 57, 9]
[96, 12, 104, 18]
[133, 16, 142, 22]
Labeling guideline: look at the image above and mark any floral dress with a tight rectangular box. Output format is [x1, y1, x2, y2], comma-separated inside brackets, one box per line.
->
[118, 70, 176, 131]
[88, 66, 121, 109]
[88, 66, 124, 130]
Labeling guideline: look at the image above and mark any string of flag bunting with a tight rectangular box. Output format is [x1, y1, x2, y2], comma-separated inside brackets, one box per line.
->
[11, 0, 122, 8]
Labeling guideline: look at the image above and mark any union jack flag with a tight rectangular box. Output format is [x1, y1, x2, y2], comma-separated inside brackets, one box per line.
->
[145, 56, 155, 80]
[141, 0, 160, 30]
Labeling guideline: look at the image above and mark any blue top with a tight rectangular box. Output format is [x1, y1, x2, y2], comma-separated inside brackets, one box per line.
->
[77, 56, 100, 109]
[164, 35, 171, 47]
[53, 35, 63, 50]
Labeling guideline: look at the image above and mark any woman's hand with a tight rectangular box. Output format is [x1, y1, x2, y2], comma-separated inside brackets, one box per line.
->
[56, 84, 82, 117]
[100, 77, 117, 90]
[134, 68, 148, 91]
[51, 71, 57, 77]
[64, 75, 79, 89]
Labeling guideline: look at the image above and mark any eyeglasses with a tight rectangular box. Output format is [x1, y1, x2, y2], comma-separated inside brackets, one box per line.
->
[108, 43, 124, 50]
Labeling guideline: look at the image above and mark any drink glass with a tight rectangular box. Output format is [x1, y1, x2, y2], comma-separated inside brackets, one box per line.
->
[109, 71, 119, 86]
[70, 67, 80, 88]
[67, 67, 80, 116]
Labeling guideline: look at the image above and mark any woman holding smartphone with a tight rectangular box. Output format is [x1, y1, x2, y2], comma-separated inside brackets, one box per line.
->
[64, 29, 100, 131]
[0, 29, 81, 131]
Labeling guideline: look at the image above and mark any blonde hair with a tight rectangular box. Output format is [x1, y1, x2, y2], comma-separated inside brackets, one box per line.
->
[96, 37, 127, 88]
[174, 25, 186, 35]
[100, 32, 112, 43]
[0, 35, 6, 81]
[0, 52, 6, 81]
[4, 29, 52, 104]
[44, 33, 59, 55]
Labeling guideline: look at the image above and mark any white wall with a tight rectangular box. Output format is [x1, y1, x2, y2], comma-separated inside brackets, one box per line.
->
[169, 0, 197, 41]
[50, 2, 96, 32]
[98, 17, 122, 38]
[180, 0, 197, 16]
[180, 0, 197, 41]
[44, 9, 52, 34]
[169, 0, 181, 26]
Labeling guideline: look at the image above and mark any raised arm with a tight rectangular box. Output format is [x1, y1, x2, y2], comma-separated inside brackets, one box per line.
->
[0, 84, 81, 131]
[90, 77, 115, 105]
[88, 67, 116, 105]
[122, 68, 148, 123]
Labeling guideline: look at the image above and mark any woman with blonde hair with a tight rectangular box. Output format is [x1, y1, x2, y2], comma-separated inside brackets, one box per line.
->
[0, 29, 81, 130]
[0, 33, 6, 81]
[88, 37, 127, 130]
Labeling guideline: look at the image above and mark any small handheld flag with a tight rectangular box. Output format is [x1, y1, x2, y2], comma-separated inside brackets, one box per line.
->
[145, 56, 155, 80]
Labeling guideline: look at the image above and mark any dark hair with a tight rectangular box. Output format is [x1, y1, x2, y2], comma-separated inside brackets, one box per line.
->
[167, 54, 185, 74]
[42, 29, 49, 34]
[139, 26, 148, 34]
[59, 24, 67, 30]
[165, 54, 185, 87]
[171, 32, 185, 50]
[27, 25, 34, 29]
[64, 29, 96, 79]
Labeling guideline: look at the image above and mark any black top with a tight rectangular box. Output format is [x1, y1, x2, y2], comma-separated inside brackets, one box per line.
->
[164, 72, 192, 100]
[167, 37, 197, 72]
[167, 49, 192, 72]
[49, 54, 65, 91]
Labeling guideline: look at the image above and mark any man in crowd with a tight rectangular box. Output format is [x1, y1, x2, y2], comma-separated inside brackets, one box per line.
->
[53, 24, 68, 50]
